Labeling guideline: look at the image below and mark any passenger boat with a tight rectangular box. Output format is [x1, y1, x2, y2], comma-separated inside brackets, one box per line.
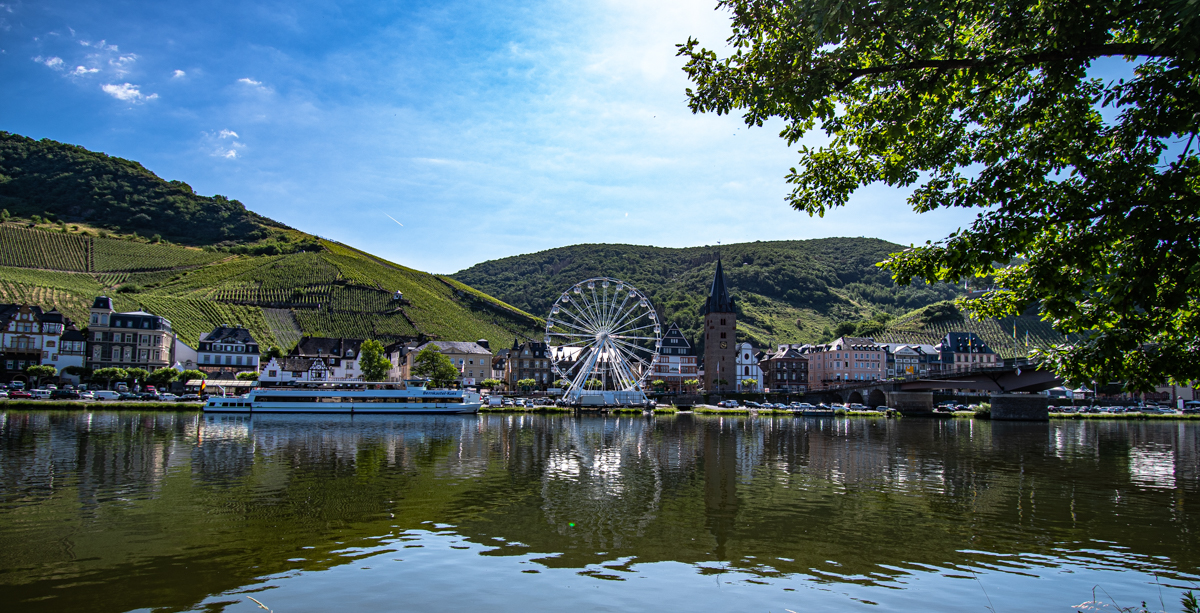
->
[203, 379, 482, 414]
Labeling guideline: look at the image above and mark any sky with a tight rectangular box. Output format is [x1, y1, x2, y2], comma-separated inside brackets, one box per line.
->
[0, 0, 982, 273]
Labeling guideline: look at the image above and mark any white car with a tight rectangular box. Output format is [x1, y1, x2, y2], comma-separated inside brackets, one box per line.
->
[78, 391, 95, 400]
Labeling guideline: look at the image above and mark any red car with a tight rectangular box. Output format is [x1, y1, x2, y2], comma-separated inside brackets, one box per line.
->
[8, 390, 34, 399]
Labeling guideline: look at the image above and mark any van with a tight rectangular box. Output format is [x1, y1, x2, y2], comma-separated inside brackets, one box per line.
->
[488, 396, 505, 407]
[93, 391, 121, 401]
[30, 389, 52, 399]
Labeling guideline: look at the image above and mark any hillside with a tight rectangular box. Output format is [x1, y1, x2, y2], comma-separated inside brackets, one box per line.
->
[452, 240, 960, 349]
[453, 240, 1064, 358]
[0, 223, 542, 350]
[0, 132, 302, 247]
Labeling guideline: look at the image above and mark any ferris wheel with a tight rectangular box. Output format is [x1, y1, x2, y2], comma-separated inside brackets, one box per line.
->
[545, 277, 661, 402]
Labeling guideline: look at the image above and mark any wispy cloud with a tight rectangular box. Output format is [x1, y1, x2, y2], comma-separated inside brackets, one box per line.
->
[71, 65, 98, 76]
[80, 39, 118, 51]
[219, 129, 239, 139]
[238, 77, 262, 86]
[172, 69, 186, 78]
[100, 82, 157, 102]
[34, 55, 64, 69]
[204, 130, 245, 159]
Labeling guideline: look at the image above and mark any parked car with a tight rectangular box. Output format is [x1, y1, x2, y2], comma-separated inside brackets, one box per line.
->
[49, 390, 81, 400]
[45, 384, 58, 390]
[93, 390, 120, 401]
[0, 390, 8, 399]
[78, 391, 95, 400]
[145, 385, 157, 394]
[157, 393, 177, 401]
[118, 393, 141, 401]
[30, 389, 52, 400]
[176, 394, 202, 402]
[9, 390, 33, 399]
[8, 381, 25, 390]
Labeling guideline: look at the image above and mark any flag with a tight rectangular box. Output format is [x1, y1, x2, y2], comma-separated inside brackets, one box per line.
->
[200, 379, 207, 394]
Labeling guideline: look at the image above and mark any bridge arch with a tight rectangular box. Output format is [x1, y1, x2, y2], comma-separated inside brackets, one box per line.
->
[848, 391, 865, 405]
[829, 392, 844, 404]
[867, 389, 887, 408]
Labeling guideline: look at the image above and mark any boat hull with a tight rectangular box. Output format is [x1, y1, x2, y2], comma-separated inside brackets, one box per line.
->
[204, 402, 481, 414]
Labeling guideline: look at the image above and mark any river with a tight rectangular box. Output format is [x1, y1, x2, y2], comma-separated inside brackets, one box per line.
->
[1, 411, 1197, 612]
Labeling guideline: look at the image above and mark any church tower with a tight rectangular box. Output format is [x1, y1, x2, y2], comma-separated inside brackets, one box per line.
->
[701, 258, 736, 393]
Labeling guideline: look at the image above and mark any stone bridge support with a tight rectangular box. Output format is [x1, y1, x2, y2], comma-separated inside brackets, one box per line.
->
[989, 393, 1049, 421]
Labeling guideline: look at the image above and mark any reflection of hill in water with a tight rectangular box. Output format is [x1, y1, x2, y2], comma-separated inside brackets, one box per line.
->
[1, 412, 1198, 612]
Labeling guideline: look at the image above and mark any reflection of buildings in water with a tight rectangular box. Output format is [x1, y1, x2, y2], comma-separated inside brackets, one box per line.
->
[0, 412, 199, 510]
[1129, 443, 1176, 489]
[536, 417, 663, 551]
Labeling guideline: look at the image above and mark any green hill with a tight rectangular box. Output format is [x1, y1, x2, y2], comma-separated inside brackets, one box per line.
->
[0, 131, 305, 248]
[0, 132, 543, 349]
[0, 223, 541, 349]
[453, 241, 1065, 357]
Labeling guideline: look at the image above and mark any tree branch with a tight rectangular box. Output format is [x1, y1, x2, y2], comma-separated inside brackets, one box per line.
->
[832, 43, 1175, 90]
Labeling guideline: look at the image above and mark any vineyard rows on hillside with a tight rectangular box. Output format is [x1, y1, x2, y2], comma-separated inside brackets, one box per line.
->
[93, 238, 224, 271]
[263, 308, 303, 351]
[112, 295, 280, 348]
[0, 225, 90, 271]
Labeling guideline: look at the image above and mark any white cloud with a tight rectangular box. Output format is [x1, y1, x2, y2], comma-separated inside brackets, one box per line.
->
[219, 129, 239, 139]
[34, 56, 64, 69]
[172, 69, 186, 78]
[81, 39, 119, 51]
[71, 65, 99, 76]
[100, 82, 157, 102]
[223, 149, 238, 159]
[238, 77, 263, 86]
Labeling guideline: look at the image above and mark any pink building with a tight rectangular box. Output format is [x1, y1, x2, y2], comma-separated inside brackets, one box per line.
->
[803, 336, 885, 390]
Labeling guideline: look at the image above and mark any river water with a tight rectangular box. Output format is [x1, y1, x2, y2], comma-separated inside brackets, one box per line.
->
[1, 411, 1197, 612]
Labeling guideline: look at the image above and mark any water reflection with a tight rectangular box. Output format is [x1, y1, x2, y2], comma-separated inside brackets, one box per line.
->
[0, 411, 1197, 612]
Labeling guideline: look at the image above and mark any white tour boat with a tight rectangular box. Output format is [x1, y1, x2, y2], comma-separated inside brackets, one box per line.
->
[203, 379, 481, 414]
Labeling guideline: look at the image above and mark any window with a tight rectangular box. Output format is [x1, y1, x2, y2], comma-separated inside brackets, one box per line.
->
[720, 332, 726, 339]
[720, 319, 726, 325]
[203, 355, 211, 364]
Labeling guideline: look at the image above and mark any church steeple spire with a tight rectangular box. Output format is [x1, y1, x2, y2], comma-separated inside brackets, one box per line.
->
[701, 257, 734, 315]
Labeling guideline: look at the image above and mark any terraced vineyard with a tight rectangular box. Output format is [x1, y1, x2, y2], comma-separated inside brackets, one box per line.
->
[0, 226, 89, 271]
[0, 222, 543, 349]
[880, 302, 1072, 358]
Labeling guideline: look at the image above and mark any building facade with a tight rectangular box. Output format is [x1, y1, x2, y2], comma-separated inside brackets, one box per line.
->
[936, 332, 999, 371]
[761, 344, 809, 393]
[650, 323, 698, 391]
[804, 336, 885, 389]
[197, 325, 260, 377]
[506, 339, 552, 390]
[289, 337, 364, 380]
[399, 340, 493, 385]
[880, 342, 942, 378]
[701, 258, 737, 392]
[0, 304, 83, 383]
[734, 341, 763, 392]
[85, 296, 176, 374]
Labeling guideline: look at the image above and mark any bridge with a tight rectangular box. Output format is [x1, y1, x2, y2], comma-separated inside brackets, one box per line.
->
[808, 360, 1062, 414]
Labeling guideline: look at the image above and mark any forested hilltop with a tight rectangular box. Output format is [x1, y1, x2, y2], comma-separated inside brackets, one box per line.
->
[453, 240, 965, 349]
[0, 132, 302, 248]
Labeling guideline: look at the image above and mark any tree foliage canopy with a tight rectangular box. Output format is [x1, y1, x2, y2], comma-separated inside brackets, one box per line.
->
[358, 339, 393, 382]
[411, 347, 460, 387]
[679, 0, 1199, 388]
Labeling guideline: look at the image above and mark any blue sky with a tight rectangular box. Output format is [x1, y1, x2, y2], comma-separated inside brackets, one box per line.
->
[1, 0, 979, 273]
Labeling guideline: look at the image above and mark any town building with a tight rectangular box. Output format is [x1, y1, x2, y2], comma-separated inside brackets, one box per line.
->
[879, 342, 942, 378]
[260, 356, 331, 383]
[85, 296, 176, 374]
[289, 337, 364, 380]
[197, 325, 260, 377]
[0, 304, 84, 384]
[650, 322, 698, 392]
[399, 340, 493, 385]
[701, 258, 737, 392]
[506, 339, 552, 390]
[804, 336, 885, 389]
[936, 332, 999, 371]
[761, 344, 809, 393]
[734, 341, 763, 392]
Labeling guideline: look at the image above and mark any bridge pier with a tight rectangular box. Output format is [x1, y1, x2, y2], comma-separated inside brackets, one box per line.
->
[989, 393, 1049, 421]
[886, 391, 933, 414]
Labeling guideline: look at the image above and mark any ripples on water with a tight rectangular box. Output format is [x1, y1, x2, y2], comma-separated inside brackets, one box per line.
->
[0, 411, 1197, 612]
